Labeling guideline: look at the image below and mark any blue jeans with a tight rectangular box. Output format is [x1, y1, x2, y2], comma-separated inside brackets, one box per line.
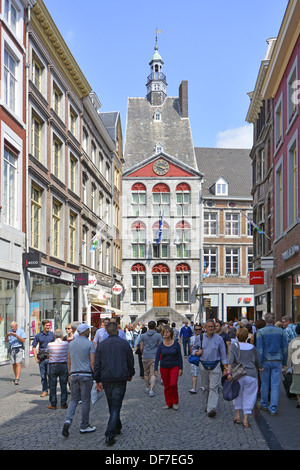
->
[39, 358, 49, 392]
[66, 375, 93, 430]
[49, 363, 68, 407]
[103, 381, 127, 439]
[182, 337, 191, 356]
[260, 361, 282, 413]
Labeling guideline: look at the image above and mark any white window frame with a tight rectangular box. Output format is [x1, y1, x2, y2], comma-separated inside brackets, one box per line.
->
[287, 56, 298, 131]
[275, 156, 284, 238]
[204, 211, 218, 236]
[225, 211, 240, 237]
[274, 93, 283, 151]
[1, 30, 23, 122]
[287, 130, 298, 227]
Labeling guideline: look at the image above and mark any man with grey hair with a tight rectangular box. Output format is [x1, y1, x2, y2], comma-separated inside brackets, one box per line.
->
[257, 313, 288, 415]
[5, 321, 26, 385]
[281, 315, 297, 344]
[191, 319, 228, 417]
[46, 329, 69, 410]
[62, 324, 96, 437]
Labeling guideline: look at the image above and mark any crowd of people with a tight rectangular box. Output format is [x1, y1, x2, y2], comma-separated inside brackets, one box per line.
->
[4, 313, 300, 445]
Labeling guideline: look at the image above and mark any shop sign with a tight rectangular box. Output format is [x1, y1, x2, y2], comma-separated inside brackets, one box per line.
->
[23, 252, 41, 269]
[249, 271, 265, 285]
[261, 257, 274, 269]
[282, 245, 299, 261]
[244, 297, 252, 303]
[88, 275, 97, 287]
[112, 283, 123, 295]
[47, 266, 61, 277]
[74, 273, 89, 286]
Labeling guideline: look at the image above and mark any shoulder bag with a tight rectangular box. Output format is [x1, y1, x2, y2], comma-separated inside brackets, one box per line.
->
[230, 343, 246, 381]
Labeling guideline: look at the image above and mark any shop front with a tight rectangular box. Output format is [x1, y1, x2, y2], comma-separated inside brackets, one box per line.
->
[279, 271, 300, 324]
[28, 267, 74, 353]
[0, 275, 18, 363]
[226, 293, 254, 322]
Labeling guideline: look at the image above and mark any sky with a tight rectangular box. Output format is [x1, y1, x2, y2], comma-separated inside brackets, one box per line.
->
[45, 0, 289, 149]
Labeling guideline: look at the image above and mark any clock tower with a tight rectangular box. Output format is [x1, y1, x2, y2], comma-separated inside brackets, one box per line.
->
[146, 43, 168, 106]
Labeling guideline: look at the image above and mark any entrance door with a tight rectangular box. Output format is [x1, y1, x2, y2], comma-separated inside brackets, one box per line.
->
[153, 289, 168, 307]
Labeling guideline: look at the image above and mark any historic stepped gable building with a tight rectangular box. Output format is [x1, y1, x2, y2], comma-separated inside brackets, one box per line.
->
[121, 44, 203, 327]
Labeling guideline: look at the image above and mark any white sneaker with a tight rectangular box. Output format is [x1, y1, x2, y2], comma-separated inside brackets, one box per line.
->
[189, 389, 197, 394]
[149, 391, 155, 397]
[173, 404, 178, 410]
[80, 425, 96, 434]
[145, 388, 150, 394]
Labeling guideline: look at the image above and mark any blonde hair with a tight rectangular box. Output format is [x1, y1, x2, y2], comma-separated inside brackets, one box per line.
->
[236, 327, 248, 343]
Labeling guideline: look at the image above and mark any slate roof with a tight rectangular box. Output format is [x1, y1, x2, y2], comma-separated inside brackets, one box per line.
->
[99, 111, 119, 142]
[123, 96, 197, 171]
[194, 147, 252, 199]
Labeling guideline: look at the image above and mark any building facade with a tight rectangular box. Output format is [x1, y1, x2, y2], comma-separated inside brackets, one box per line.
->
[246, 38, 276, 319]
[195, 148, 254, 322]
[0, 0, 122, 365]
[261, 0, 300, 323]
[121, 44, 203, 327]
[0, 0, 36, 362]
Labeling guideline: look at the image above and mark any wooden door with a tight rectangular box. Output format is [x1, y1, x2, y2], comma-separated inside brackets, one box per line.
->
[153, 289, 168, 307]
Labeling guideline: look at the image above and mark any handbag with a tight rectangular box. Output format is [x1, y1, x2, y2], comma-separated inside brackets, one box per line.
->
[91, 381, 104, 405]
[188, 354, 200, 366]
[230, 343, 246, 381]
[222, 379, 240, 401]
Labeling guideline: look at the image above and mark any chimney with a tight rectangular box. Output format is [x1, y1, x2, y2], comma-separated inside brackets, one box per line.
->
[179, 80, 188, 117]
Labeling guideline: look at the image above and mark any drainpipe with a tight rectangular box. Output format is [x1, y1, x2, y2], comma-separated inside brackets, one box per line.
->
[24, 3, 31, 367]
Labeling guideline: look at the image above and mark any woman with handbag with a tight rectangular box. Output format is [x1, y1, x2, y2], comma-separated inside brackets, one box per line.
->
[154, 326, 183, 410]
[227, 327, 260, 428]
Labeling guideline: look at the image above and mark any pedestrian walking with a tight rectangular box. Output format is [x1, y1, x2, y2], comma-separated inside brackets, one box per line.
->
[135, 326, 147, 378]
[282, 316, 297, 344]
[256, 313, 288, 416]
[189, 324, 204, 394]
[63, 324, 74, 342]
[101, 317, 126, 341]
[282, 322, 300, 408]
[125, 326, 134, 347]
[191, 319, 228, 417]
[227, 327, 260, 427]
[32, 319, 55, 397]
[62, 324, 96, 437]
[140, 320, 163, 396]
[93, 317, 110, 347]
[5, 321, 26, 385]
[180, 321, 193, 357]
[94, 322, 135, 446]
[46, 329, 69, 410]
[154, 326, 183, 410]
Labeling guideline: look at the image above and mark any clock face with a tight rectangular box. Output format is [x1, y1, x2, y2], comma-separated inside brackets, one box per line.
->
[153, 159, 169, 175]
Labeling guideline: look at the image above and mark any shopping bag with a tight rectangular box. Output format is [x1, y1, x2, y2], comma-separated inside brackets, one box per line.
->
[91, 380, 104, 405]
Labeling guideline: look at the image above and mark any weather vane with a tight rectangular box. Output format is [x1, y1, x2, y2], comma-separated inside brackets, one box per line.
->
[155, 28, 162, 46]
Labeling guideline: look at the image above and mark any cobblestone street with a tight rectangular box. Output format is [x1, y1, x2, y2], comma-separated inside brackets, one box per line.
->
[0, 355, 269, 452]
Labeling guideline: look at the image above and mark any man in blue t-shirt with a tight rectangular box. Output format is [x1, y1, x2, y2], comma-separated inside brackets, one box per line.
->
[5, 321, 26, 385]
[180, 321, 193, 357]
[32, 320, 55, 397]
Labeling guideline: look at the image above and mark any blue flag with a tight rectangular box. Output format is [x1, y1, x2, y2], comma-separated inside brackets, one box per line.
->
[156, 211, 164, 244]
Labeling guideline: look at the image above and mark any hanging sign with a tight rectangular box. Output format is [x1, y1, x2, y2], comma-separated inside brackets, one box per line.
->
[112, 284, 123, 295]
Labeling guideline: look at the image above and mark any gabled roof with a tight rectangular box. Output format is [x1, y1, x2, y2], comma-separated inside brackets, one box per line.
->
[124, 96, 197, 171]
[99, 111, 120, 142]
[195, 147, 252, 199]
[123, 151, 203, 178]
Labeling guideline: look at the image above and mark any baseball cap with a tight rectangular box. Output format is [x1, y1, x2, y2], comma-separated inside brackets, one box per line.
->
[77, 323, 92, 334]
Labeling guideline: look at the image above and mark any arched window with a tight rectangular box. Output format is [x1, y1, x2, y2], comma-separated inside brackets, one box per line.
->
[176, 183, 191, 216]
[152, 183, 170, 217]
[131, 263, 146, 303]
[152, 264, 169, 288]
[152, 221, 169, 258]
[132, 183, 146, 216]
[131, 221, 146, 258]
[175, 221, 191, 258]
[175, 263, 190, 303]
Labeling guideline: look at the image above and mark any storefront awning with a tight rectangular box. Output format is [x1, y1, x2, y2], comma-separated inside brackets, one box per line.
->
[101, 306, 127, 316]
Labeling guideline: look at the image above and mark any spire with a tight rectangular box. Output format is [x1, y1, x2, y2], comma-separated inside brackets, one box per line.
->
[146, 30, 167, 105]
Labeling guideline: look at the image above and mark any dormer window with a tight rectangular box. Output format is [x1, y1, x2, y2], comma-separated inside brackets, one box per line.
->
[155, 143, 163, 154]
[215, 177, 228, 196]
[154, 110, 161, 121]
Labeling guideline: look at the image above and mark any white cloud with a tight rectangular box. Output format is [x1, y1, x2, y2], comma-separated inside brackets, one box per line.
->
[216, 124, 253, 149]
